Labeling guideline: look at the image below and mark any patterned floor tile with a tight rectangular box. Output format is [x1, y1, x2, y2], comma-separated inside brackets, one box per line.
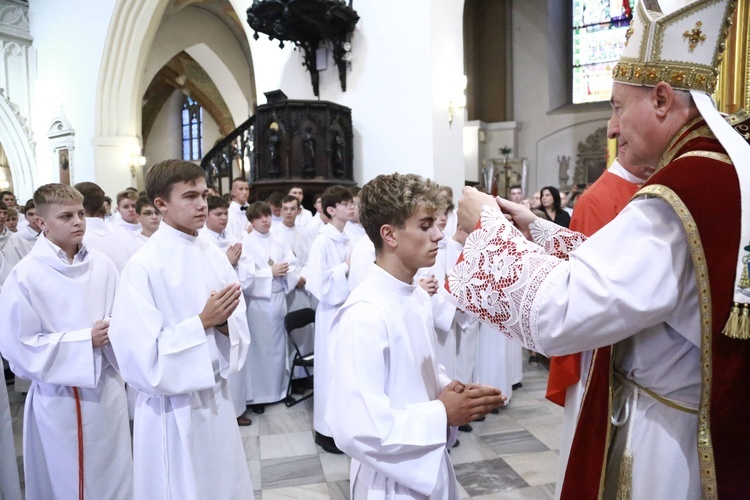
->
[454, 457, 529, 496]
[260, 454, 325, 490]
[480, 430, 549, 457]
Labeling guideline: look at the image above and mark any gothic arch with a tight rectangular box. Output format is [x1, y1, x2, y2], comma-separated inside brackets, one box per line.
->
[94, 0, 255, 192]
[0, 90, 35, 200]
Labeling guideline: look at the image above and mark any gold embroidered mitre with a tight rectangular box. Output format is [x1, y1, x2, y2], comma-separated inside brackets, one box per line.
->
[613, 0, 736, 94]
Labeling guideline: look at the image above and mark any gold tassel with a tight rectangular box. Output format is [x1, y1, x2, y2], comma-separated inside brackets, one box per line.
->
[616, 450, 633, 500]
[723, 303, 741, 338]
[739, 304, 750, 340]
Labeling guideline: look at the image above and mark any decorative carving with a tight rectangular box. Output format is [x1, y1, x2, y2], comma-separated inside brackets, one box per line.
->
[557, 155, 571, 190]
[0, 2, 31, 42]
[573, 127, 608, 186]
[246, 1, 359, 97]
[201, 90, 354, 198]
[0, 87, 31, 144]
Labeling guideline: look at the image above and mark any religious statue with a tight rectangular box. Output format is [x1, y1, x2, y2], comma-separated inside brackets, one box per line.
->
[302, 131, 316, 178]
[333, 131, 346, 178]
[557, 155, 571, 189]
[267, 126, 281, 177]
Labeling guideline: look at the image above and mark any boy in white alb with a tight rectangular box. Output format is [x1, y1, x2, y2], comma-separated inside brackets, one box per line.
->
[227, 177, 251, 240]
[3, 199, 40, 268]
[133, 195, 161, 249]
[326, 173, 505, 499]
[109, 160, 253, 499]
[344, 186, 367, 246]
[77, 181, 136, 273]
[198, 195, 251, 425]
[241, 201, 298, 413]
[271, 195, 316, 380]
[305, 185, 354, 454]
[0, 183, 133, 499]
[112, 189, 141, 237]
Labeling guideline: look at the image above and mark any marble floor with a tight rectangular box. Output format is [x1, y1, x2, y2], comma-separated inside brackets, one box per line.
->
[8, 360, 562, 499]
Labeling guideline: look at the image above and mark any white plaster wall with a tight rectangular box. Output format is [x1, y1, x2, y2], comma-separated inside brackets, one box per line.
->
[143, 89, 182, 171]
[511, 0, 611, 192]
[250, 0, 465, 193]
[29, 0, 115, 186]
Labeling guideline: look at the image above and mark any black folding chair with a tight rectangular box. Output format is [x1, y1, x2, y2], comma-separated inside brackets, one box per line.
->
[283, 308, 315, 407]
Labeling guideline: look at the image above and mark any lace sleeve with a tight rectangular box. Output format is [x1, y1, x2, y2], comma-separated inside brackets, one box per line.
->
[445, 205, 566, 353]
[529, 219, 586, 260]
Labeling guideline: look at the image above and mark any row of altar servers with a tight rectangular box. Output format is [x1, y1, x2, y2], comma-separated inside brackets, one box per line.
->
[0, 194, 523, 420]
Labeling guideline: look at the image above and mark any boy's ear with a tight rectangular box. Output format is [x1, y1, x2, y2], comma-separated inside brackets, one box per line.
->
[380, 224, 397, 249]
[152, 197, 168, 212]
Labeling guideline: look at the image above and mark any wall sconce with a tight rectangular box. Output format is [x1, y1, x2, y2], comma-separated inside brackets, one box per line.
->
[129, 153, 146, 178]
[448, 75, 468, 128]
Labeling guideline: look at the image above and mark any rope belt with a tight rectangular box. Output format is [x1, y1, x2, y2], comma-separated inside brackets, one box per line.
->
[73, 387, 84, 500]
[614, 372, 698, 415]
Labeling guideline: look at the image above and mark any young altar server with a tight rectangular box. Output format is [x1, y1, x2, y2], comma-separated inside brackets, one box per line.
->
[326, 173, 505, 498]
[2, 199, 40, 268]
[109, 159, 253, 499]
[199, 195, 251, 425]
[305, 185, 354, 453]
[133, 195, 161, 248]
[112, 189, 141, 237]
[241, 201, 298, 413]
[0, 183, 133, 499]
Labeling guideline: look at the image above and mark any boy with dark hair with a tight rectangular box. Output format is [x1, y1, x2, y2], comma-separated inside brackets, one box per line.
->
[227, 177, 250, 240]
[0, 201, 9, 250]
[76, 181, 135, 273]
[288, 185, 313, 228]
[306, 185, 354, 453]
[344, 185, 366, 245]
[109, 159, 253, 498]
[241, 200, 297, 413]
[3, 200, 40, 268]
[0, 183, 133, 499]
[134, 195, 161, 247]
[198, 194, 251, 425]
[266, 191, 284, 228]
[326, 174, 504, 498]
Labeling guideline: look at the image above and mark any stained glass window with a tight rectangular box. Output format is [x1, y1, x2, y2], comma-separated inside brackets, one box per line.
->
[572, 0, 634, 104]
[181, 96, 203, 161]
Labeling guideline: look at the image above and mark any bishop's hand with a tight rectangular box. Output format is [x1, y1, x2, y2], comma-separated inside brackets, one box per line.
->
[457, 187, 496, 233]
[496, 197, 538, 241]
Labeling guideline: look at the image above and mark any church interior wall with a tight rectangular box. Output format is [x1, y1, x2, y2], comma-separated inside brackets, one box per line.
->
[4, 0, 621, 202]
[249, 0, 465, 195]
[29, 0, 115, 189]
[510, 0, 611, 193]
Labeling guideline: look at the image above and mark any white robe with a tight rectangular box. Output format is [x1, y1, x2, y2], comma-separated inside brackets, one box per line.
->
[448, 201, 701, 500]
[306, 223, 351, 435]
[348, 235, 376, 292]
[198, 226, 249, 417]
[0, 357, 21, 500]
[326, 265, 459, 499]
[2, 224, 38, 268]
[240, 230, 296, 404]
[227, 201, 250, 241]
[344, 220, 367, 247]
[84, 217, 137, 273]
[0, 235, 133, 499]
[109, 221, 253, 500]
[0, 226, 10, 251]
[271, 223, 316, 377]
[0, 250, 8, 290]
[295, 207, 313, 228]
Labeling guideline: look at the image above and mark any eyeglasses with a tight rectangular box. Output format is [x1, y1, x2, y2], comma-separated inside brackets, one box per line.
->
[336, 201, 357, 208]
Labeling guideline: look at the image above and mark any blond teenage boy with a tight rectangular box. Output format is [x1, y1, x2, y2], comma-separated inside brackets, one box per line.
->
[0, 183, 133, 499]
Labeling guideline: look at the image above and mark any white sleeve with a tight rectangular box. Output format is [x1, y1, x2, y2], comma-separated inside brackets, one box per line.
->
[447, 199, 693, 356]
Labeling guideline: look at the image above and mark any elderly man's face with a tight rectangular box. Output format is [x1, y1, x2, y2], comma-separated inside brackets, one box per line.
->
[607, 83, 666, 179]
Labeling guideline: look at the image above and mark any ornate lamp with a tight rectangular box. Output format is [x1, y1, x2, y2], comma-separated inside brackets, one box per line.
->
[247, 0, 359, 97]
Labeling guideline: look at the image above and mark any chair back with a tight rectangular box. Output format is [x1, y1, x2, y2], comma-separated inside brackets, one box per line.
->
[284, 307, 316, 334]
